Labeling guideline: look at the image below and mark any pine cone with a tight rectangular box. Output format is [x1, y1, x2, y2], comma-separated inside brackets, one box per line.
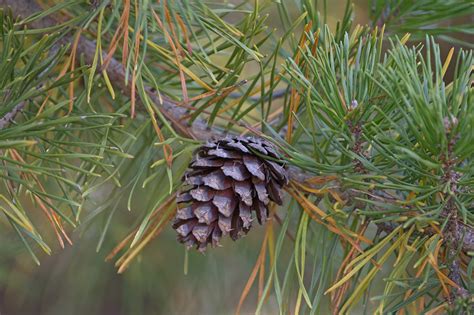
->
[172, 136, 288, 251]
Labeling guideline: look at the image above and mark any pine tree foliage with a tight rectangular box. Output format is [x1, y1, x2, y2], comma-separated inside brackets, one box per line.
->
[276, 29, 473, 314]
[0, 0, 472, 313]
[370, 0, 474, 48]
[0, 11, 129, 263]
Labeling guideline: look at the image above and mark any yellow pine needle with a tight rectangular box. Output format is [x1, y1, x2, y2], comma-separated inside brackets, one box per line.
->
[442, 47, 454, 78]
[425, 303, 448, 315]
[339, 229, 411, 314]
[128, 26, 213, 91]
[294, 212, 312, 314]
[400, 33, 411, 45]
[68, 29, 83, 113]
[87, 7, 105, 104]
[217, 79, 273, 115]
[325, 226, 402, 295]
[116, 206, 175, 273]
[235, 225, 269, 315]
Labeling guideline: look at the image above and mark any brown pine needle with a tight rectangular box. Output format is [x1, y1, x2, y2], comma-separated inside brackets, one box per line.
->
[235, 226, 270, 315]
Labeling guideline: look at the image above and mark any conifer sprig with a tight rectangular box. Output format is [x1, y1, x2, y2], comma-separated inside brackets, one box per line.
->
[0, 0, 472, 313]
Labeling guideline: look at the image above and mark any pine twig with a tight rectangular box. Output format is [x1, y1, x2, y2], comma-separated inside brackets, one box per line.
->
[228, 88, 288, 102]
[0, 0, 305, 176]
[1, 0, 473, 256]
[0, 101, 24, 130]
[0, 0, 214, 140]
[0, 101, 25, 200]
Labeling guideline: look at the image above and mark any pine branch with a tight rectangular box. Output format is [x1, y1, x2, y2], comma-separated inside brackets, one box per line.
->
[370, 0, 474, 48]
[0, 0, 213, 140]
[2, 0, 473, 257]
[0, 1, 471, 312]
[0, 0, 314, 178]
[0, 101, 24, 130]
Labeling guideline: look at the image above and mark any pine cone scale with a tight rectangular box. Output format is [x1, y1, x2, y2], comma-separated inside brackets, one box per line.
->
[212, 189, 237, 217]
[267, 181, 283, 204]
[242, 155, 265, 181]
[208, 148, 241, 159]
[247, 142, 268, 155]
[225, 141, 249, 153]
[218, 215, 232, 234]
[239, 202, 252, 228]
[191, 155, 225, 168]
[234, 180, 253, 206]
[253, 180, 270, 205]
[190, 186, 214, 202]
[194, 202, 217, 224]
[192, 224, 211, 243]
[222, 161, 250, 181]
[175, 220, 196, 237]
[176, 206, 194, 220]
[202, 170, 233, 190]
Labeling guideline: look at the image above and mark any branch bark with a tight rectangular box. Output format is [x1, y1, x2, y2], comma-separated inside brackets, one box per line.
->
[0, 0, 214, 140]
[0, 101, 24, 130]
[1, 0, 473, 254]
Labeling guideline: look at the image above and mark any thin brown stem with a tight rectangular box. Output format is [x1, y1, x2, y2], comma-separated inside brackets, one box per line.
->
[1, 0, 473, 257]
[0, 101, 24, 130]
